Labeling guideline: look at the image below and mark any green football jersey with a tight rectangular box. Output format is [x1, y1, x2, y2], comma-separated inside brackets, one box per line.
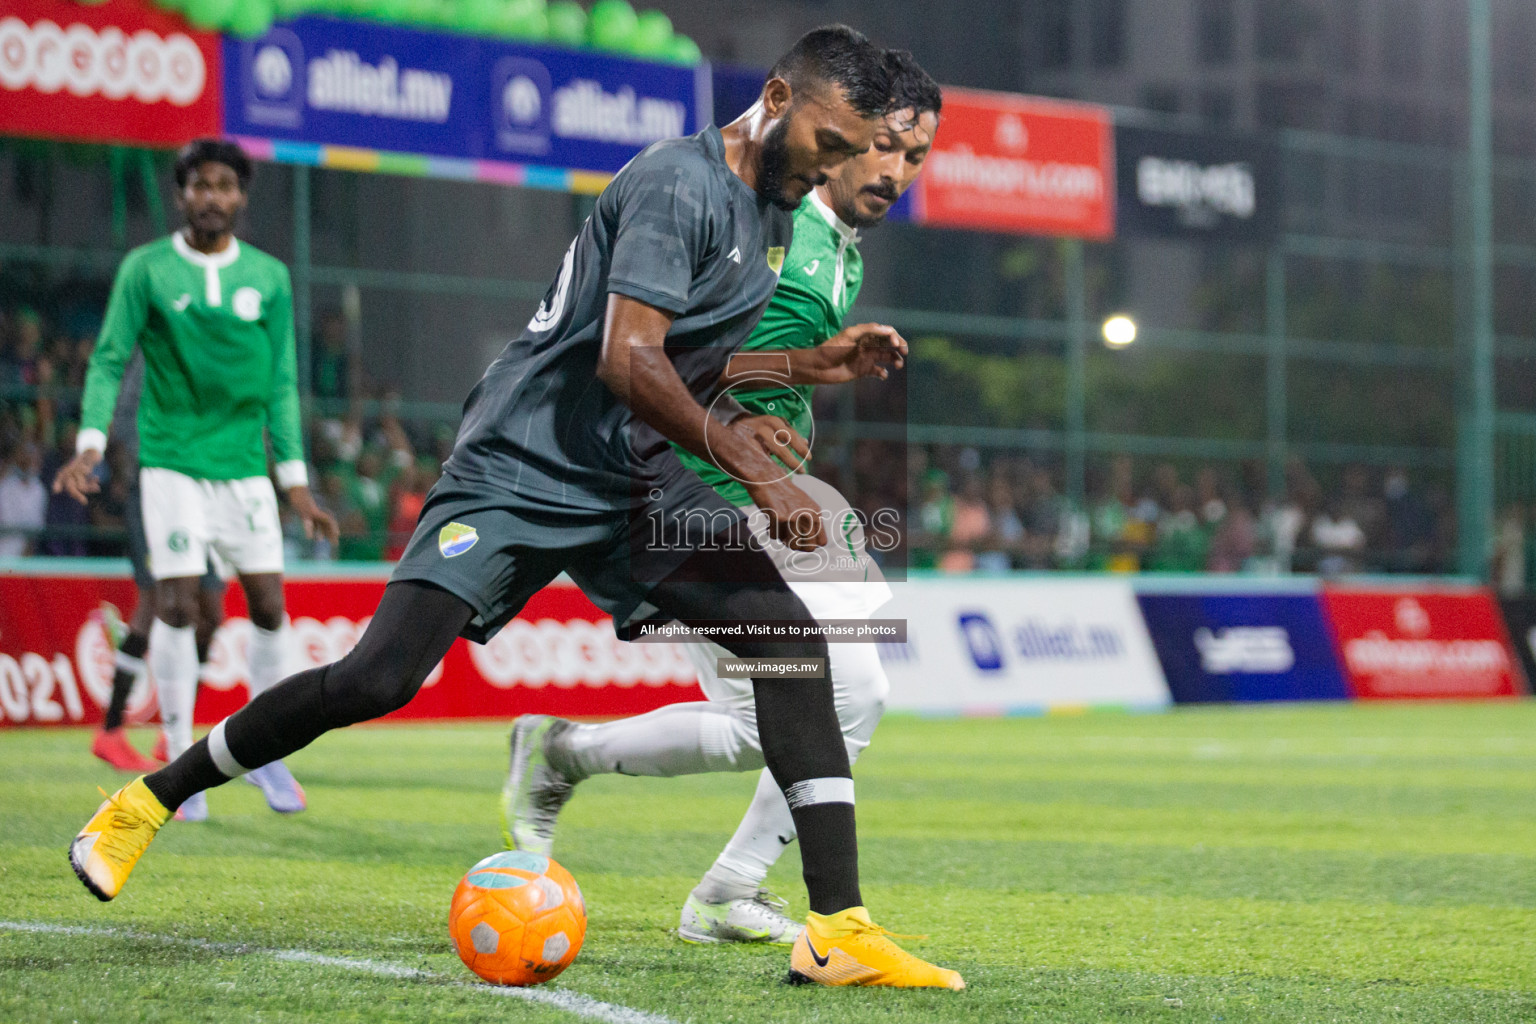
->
[80, 233, 303, 482]
[675, 191, 863, 506]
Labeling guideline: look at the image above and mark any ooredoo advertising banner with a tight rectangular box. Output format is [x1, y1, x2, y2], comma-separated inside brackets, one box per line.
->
[0, 0, 221, 146]
[222, 15, 699, 172]
[0, 570, 702, 728]
[1320, 586, 1525, 700]
[1137, 592, 1350, 703]
[877, 578, 1170, 713]
[908, 87, 1115, 239]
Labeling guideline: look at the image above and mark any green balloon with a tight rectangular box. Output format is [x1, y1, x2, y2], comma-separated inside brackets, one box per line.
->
[228, 0, 276, 37]
[588, 0, 637, 52]
[183, 0, 236, 31]
[454, 0, 500, 33]
[629, 9, 670, 55]
[497, 9, 548, 38]
[665, 33, 701, 65]
[492, 0, 546, 37]
[367, 0, 412, 23]
[545, 0, 584, 45]
[272, 0, 310, 18]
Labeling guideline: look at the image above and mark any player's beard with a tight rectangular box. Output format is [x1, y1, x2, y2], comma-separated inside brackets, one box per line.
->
[848, 182, 900, 228]
[756, 118, 803, 212]
[187, 204, 235, 240]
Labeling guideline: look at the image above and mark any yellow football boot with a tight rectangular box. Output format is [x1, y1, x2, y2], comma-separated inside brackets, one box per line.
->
[787, 906, 965, 989]
[69, 777, 170, 901]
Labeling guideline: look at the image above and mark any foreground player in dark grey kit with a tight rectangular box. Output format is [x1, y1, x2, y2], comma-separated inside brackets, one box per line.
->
[71, 26, 963, 990]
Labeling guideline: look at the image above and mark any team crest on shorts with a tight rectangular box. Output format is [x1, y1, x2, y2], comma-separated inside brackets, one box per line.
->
[438, 522, 479, 558]
[766, 247, 785, 275]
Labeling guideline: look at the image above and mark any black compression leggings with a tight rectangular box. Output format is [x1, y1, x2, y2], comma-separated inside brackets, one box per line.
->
[145, 548, 860, 912]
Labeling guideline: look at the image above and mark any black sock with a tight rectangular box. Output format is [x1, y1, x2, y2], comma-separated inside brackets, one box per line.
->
[789, 802, 862, 914]
[751, 674, 863, 916]
[145, 581, 468, 811]
[103, 632, 149, 731]
[143, 666, 329, 811]
[143, 739, 228, 811]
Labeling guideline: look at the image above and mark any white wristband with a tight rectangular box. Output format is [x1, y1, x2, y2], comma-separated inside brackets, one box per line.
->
[274, 460, 309, 490]
[76, 428, 107, 456]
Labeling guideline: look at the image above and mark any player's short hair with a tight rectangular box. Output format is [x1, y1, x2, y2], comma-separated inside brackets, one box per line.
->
[174, 138, 253, 191]
[768, 25, 892, 119]
[884, 48, 943, 118]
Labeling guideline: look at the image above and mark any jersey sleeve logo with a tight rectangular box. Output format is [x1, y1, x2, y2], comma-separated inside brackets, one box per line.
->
[232, 287, 262, 322]
[803, 259, 820, 276]
[766, 247, 786, 275]
[439, 522, 480, 558]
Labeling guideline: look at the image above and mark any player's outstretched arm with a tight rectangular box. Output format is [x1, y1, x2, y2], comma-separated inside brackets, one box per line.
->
[284, 485, 340, 545]
[52, 449, 103, 505]
[596, 293, 825, 550]
[260, 267, 338, 546]
[720, 322, 907, 387]
[57, 254, 153, 504]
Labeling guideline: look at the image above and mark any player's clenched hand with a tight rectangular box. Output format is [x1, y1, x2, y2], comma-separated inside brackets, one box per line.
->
[739, 414, 810, 473]
[804, 323, 907, 384]
[746, 477, 826, 551]
[52, 450, 102, 505]
[287, 486, 340, 546]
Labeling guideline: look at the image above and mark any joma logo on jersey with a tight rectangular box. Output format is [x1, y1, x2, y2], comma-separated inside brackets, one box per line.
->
[438, 522, 479, 558]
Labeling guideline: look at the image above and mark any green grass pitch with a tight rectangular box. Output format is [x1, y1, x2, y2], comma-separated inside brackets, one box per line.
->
[4, 702, 1535, 1022]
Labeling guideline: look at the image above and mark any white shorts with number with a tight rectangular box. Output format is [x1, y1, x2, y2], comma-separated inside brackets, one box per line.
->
[681, 476, 894, 757]
[140, 467, 284, 580]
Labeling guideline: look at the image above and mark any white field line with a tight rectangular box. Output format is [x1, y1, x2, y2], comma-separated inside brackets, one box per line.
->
[0, 920, 683, 1024]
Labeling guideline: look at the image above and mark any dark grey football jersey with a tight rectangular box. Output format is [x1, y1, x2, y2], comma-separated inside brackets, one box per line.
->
[444, 126, 794, 510]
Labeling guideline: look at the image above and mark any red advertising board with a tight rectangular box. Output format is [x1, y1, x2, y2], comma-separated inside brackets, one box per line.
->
[910, 87, 1115, 239]
[1320, 586, 1526, 700]
[0, 0, 220, 147]
[0, 570, 702, 728]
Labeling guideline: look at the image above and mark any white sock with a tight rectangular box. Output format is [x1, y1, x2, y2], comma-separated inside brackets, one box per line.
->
[563, 702, 763, 778]
[150, 618, 198, 760]
[247, 623, 288, 699]
[696, 768, 796, 900]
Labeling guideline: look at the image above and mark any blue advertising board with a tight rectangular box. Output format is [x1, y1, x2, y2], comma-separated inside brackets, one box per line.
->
[224, 15, 703, 174]
[1136, 593, 1351, 703]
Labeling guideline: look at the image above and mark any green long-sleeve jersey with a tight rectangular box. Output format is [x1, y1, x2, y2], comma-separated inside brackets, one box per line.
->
[80, 233, 304, 482]
[675, 190, 863, 506]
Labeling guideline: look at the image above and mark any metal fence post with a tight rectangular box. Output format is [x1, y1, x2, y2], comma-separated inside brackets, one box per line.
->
[1064, 238, 1087, 506]
[293, 165, 313, 407]
[1265, 248, 1287, 501]
[1459, 0, 1496, 577]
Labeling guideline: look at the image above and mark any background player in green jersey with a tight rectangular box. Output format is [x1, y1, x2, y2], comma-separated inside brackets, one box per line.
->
[502, 50, 941, 945]
[89, 350, 227, 776]
[55, 139, 337, 821]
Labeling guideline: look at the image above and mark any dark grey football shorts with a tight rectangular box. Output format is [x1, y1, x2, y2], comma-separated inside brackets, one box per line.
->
[390, 463, 747, 644]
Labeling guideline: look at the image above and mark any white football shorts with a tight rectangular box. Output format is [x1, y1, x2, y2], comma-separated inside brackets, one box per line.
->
[140, 467, 284, 580]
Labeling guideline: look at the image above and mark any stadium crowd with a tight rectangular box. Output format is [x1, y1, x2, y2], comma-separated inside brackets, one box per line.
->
[904, 446, 1458, 578]
[0, 302, 1484, 579]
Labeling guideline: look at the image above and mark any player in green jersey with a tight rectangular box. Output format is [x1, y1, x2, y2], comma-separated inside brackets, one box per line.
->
[55, 139, 337, 821]
[502, 51, 942, 945]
